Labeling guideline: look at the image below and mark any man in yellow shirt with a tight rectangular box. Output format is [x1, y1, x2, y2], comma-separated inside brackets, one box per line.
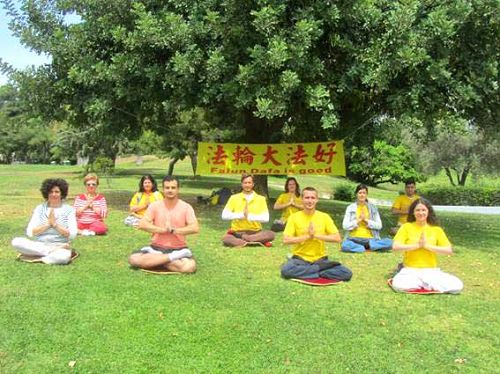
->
[391, 179, 419, 234]
[221, 174, 275, 247]
[281, 187, 352, 281]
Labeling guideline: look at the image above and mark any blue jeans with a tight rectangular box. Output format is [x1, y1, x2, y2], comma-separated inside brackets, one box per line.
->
[281, 257, 353, 281]
[341, 237, 392, 253]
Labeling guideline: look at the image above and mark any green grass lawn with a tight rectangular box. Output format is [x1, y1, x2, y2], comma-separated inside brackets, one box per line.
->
[0, 161, 498, 373]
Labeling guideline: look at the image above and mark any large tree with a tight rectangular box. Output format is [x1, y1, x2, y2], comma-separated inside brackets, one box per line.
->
[417, 120, 500, 186]
[3, 0, 498, 191]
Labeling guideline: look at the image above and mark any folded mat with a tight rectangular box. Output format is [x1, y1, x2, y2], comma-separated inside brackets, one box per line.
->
[140, 266, 182, 275]
[16, 250, 79, 263]
[387, 278, 443, 294]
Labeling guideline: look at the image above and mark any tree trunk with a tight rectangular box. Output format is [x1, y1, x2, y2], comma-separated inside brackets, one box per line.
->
[242, 110, 281, 197]
[167, 157, 179, 176]
[189, 150, 197, 176]
[444, 167, 456, 186]
[253, 175, 269, 198]
[458, 167, 470, 186]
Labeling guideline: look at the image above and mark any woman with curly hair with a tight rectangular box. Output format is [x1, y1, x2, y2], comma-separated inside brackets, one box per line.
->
[73, 173, 108, 235]
[11, 178, 77, 264]
[124, 174, 163, 227]
[392, 198, 463, 293]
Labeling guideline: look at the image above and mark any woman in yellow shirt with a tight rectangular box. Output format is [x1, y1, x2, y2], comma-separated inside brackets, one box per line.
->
[341, 184, 392, 252]
[392, 198, 463, 293]
[272, 177, 303, 232]
[124, 175, 163, 227]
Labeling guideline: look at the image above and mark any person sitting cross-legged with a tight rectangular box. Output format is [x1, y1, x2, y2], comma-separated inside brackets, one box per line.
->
[272, 177, 303, 232]
[281, 187, 352, 281]
[124, 174, 163, 227]
[221, 173, 275, 247]
[11, 178, 77, 265]
[391, 198, 463, 294]
[341, 184, 392, 253]
[73, 173, 108, 236]
[128, 176, 198, 273]
[390, 179, 419, 235]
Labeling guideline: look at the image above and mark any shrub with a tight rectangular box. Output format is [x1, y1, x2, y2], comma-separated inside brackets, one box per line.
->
[334, 183, 355, 202]
[87, 156, 115, 175]
[419, 185, 500, 206]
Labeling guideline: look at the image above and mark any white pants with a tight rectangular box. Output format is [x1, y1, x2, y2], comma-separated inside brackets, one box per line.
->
[12, 237, 72, 265]
[392, 267, 463, 294]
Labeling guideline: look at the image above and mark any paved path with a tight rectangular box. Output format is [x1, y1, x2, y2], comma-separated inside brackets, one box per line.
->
[370, 198, 500, 215]
[278, 187, 500, 215]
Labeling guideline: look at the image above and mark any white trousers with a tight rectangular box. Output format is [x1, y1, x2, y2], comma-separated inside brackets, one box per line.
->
[392, 267, 463, 294]
[12, 237, 72, 265]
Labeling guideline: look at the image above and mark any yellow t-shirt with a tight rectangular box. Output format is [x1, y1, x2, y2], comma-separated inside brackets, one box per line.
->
[392, 194, 419, 224]
[349, 205, 372, 238]
[129, 191, 164, 217]
[394, 222, 451, 268]
[284, 210, 339, 263]
[225, 192, 269, 232]
[275, 192, 303, 222]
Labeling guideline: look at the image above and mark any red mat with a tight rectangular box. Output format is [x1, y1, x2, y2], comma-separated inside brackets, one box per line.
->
[290, 278, 342, 286]
[387, 278, 443, 294]
[140, 266, 182, 275]
[16, 251, 79, 263]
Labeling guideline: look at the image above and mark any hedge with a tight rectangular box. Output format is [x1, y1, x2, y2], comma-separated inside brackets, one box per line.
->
[419, 185, 500, 206]
[334, 183, 355, 202]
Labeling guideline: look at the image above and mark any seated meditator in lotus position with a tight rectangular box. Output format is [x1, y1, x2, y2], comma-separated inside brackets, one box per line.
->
[221, 173, 275, 247]
[391, 198, 463, 294]
[281, 187, 352, 281]
[124, 174, 163, 227]
[341, 184, 392, 252]
[272, 177, 303, 232]
[11, 178, 77, 265]
[390, 179, 419, 235]
[73, 173, 108, 235]
[128, 176, 198, 273]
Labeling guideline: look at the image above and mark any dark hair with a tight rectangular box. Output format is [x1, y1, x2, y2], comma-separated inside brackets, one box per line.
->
[162, 175, 179, 187]
[241, 173, 254, 183]
[302, 186, 318, 197]
[407, 198, 439, 225]
[285, 177, 300, 197]
[405, 179, 416, 186]
[355, 184, 368, 194]
[139, 175, 158, 193]
[40, 178, 69, 200]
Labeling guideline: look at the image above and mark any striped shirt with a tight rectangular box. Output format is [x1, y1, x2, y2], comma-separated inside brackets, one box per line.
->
[73, 194, 108, 224]
[27, 202, 77, 243]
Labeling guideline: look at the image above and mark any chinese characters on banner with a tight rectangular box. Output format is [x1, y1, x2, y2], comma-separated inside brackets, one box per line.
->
[197, 141, 345, 176]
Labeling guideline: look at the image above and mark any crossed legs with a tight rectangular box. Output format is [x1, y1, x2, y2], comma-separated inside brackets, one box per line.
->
[222, 230, 275, 247]
[12, 237, 72, 265]
[128, 246, 196, 273]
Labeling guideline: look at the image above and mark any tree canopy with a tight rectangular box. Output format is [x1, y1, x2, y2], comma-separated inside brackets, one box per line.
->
[2, 0, 498, 184]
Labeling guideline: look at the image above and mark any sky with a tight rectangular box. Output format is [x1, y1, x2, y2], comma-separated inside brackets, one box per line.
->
[0, 4, 52, 85]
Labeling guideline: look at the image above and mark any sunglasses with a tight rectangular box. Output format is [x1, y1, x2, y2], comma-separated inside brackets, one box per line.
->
[86, 183, 97, 186]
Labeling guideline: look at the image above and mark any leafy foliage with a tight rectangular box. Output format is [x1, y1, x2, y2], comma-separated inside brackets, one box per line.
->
[333, 183, 355, 202]
[420, 185, 500, 206]
[347, 137, 422, 186]
[416, 119, 500, 186]
[0, 85, 54, 163]
[3, 0, 498, 145]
